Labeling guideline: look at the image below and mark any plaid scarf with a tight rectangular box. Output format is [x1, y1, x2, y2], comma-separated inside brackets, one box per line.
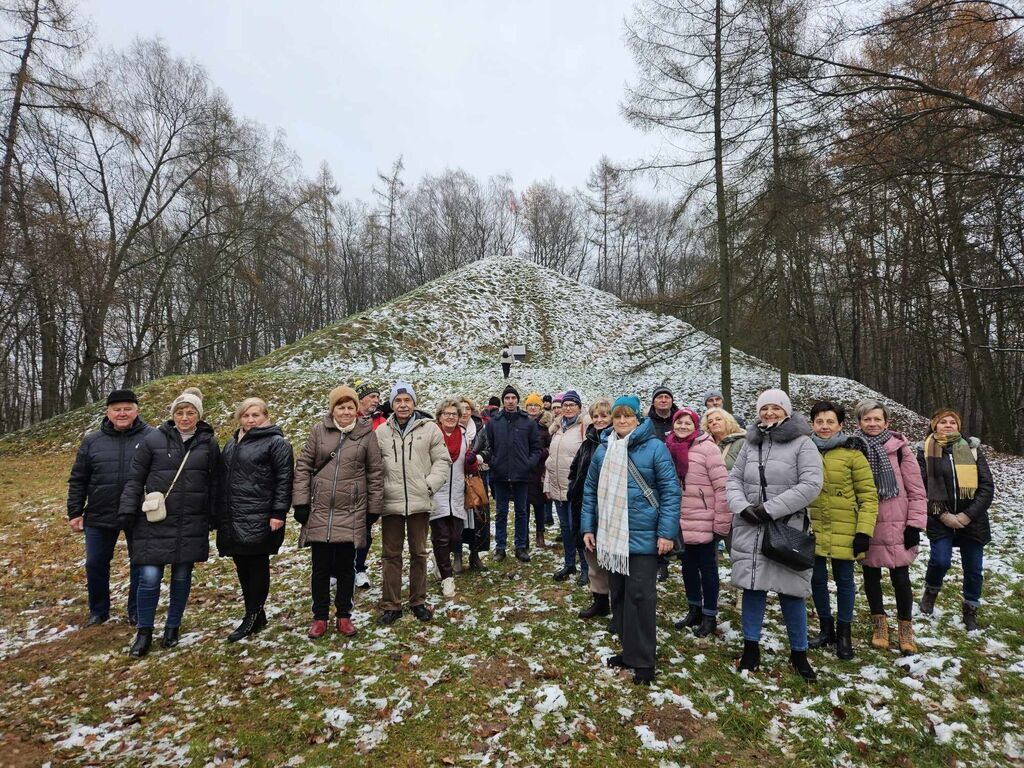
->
[855, 428, 899, 500]
[596, 429, 634, 576]
[924, 432, 978, 501]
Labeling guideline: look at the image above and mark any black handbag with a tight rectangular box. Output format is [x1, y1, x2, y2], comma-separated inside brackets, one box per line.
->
[756, 443, 815, 571]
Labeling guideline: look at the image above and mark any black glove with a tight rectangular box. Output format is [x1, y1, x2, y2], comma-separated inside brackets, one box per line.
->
[852, 532, 871, 557]
[740, 504, 770, 526]
[903, 526, 920, 549]
[293, 504, 310, 525]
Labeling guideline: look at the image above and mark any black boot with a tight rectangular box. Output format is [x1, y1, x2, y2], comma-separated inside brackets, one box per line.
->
[469, 552, 489, 571]
[835, 620, 854, 660]
[254, 608, 268, 631]
[919, 585, 940, 616]
[161, 626, 180, 649]
[578, 592, 610, 619]
[129, 628, 153, 658]
[674, 605, 702, 630]
[789, 650, 817, 682]
[227, 612, 260, 643]
[632, 667, 655, 686]
[963, 602, 979, 632]
[514, 547, 531, 563]
[808, 617, 836, 649]
[738, 640, 760, 672]
[693, 614, 717, 638]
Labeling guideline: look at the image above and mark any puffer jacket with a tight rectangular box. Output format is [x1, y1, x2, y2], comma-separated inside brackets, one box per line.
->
[216, 424, 294, 556]
[670, 432, 730, 545]
[727, 415, 823, 597]
[567, 422, 602, 545]
[68, 416, 155, 528]
[118, 421, 220, 566]
[646, 404, 677, 442]
[808, 435, 879, 561]
[476, 408, 542, 483]
[293, 416, 384, 546]
[376, 413, 451, 516]
[860, 432, 926, 569]
[581, 419, 681, 555]
[917, 437, 993, 547]
[432, 426, 477, 523]
[545, 417, 587, 502]
[717, 433, 746, 471]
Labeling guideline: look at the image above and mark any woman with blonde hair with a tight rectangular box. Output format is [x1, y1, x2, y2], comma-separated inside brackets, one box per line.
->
[701, 407, 746, 471]
[216, 397, 294, 642]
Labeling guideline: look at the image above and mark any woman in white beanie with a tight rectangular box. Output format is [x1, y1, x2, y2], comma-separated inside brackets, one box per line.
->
[119, 387, 220, 657]
[727, 388, 823, 681]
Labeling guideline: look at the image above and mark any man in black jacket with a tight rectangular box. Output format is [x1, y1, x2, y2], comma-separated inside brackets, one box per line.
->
[474, 385, 541, 562]
[67, 389, 154, 626]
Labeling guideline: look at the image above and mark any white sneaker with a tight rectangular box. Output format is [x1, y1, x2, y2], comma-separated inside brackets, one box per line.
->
[441, 577, 456, 598]
[354, 571, 370, 589]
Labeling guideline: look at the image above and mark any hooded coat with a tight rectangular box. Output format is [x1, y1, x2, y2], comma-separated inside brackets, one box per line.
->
[669, 432, 731, 545]
[68, 416, 155, 528]
[292, 416, 384, 545]
[118, 421, 220, 566]
[727, 415, 823, 597]
[580, 419, 682, 555]
[807, 435, 879, 561]
[717, 433, 746, 472]
[545, 416, 588, 502]
[917, 437, 993, 547]
[861, 432, 927, 569]
[216, 424, 294, 556]
[376, 413, 452, 516]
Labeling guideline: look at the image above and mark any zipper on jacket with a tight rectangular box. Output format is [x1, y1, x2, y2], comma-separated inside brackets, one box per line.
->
[949, 454, 959, 510]
[699, 489, 708, 510]
[326, 435, 344, 542]
[400, 426, 410, 515]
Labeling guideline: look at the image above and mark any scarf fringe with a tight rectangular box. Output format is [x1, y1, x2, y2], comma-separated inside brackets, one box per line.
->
[598, 548, 631, 576]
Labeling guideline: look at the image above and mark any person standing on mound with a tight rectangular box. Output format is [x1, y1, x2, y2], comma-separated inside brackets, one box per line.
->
[500, 347, 513, 378]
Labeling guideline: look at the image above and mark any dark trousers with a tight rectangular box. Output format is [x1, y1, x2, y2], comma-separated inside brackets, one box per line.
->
[84, 525, 139, 620]
[925, 537, 985, 607]
[493, 480, 529, 550]
[608, 554, 658, 670]
[501, 363, 511, 378]
[812, 556, 855, 624]
[311, 542, 355, 619]
[863, 564, 913, 620]
[431, 515, 464, 579]
[381, 513, 430, 610]
[531, 498, 546, 538]
[233, 554, 270, 614]
[555, 500, 586, 571]
[136, 562, 193, 630]
[681, 541, 719, 616]
[354, 512, 381, 574]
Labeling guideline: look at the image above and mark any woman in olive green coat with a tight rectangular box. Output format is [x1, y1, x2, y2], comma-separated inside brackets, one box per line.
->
[807, 401, 879, 659]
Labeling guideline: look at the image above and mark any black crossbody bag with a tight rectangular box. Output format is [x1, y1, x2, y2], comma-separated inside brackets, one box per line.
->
[757, 443, 815, 571]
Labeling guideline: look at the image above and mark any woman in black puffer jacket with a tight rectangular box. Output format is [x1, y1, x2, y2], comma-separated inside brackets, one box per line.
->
[216, 397, 294, 642]
[119, 388, 220, 657]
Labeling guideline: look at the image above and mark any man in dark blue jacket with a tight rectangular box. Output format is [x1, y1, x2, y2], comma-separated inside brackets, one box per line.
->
[474, 385, 541, 562]
[67, 389, 154, 626]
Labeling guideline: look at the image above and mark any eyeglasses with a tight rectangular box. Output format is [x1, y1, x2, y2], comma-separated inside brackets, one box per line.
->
[441, 411, 459, 418]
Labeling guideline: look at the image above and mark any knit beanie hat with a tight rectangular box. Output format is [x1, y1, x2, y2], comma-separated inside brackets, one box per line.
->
[170, 388, 204, 419]
[929, 408, 962, 433]
[488, 396, 501, 407]
[355, 380, 380, 400]
[703, 388, 724, 405]
[390, 381, 417, 405]
[755, 388, 792, 417]
[329, 385, 359, 411]
[542, 394, 553, 404]
[652, 385, 674, 401]
[562, 390, 582, 407]
[106, 389, 138, 406]
[673, 407, 700, 427]
[524, 393, 544, 408]
[612, 395, 641, 416]
[553, 392, 565, 404]
[502, 385, 520, 401]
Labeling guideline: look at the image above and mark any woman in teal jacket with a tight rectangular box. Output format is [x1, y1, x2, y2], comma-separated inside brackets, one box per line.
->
[582, 395, 681, 685]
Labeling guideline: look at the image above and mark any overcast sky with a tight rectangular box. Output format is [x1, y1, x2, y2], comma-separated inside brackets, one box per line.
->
[81, 0, 667, 202]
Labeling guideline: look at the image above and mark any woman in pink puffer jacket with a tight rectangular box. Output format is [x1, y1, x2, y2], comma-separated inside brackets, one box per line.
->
[665, 408, 731, 638]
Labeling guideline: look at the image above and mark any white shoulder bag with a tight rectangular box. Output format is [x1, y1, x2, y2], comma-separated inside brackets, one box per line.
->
[142, 449, 192, 523]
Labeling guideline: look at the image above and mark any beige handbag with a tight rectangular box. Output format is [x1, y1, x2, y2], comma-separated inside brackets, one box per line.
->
[142, 449, 192, 523]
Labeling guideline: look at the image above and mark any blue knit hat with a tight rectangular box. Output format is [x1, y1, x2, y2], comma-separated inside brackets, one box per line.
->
[390, 380, 416, 405]
[562, 390, 582, 406]
[612, 395, 641, 416]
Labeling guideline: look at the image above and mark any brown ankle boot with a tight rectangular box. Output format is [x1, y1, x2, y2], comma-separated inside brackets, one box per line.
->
[870, 614, 889, 649]
[897, 619, 917, 655]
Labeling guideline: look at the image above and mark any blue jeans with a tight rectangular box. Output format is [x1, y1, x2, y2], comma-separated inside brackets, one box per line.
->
[682, 541, 719, 616]
[555, 500, 587, 572]
[811, 556, 855, 624]
[84, 525, 139, 620]
[925, 537, 985, 607]
[136, 563, 194, 630]
[742, 589, 808, 651]
[492, 481, 529, 551]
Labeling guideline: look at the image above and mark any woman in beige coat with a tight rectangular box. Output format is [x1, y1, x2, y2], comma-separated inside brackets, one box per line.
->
[293, 386, 384, 639]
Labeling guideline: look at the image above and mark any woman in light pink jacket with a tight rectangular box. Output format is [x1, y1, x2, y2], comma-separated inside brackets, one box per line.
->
[853, 399, 927, 655]
[665, 408, 730, 638]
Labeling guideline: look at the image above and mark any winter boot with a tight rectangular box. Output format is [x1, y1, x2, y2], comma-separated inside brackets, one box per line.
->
[808, 616, 836, 649]
[870, 614, 889, 649]
[535, 532, 546, 549]
[963, 602, 979, 632]
[693, 614, 717, 638]
[674, 605, 702, 630]
[738, 640, 760, 672]
[128, 628, 153, 658]
[835, 621, 854, 660]
[578, 592, 610, 619]
[919, 585, 940, 616]
[632, 667, 655, 686]
[468, 552, 488, 571]
[254, 608, 268, 631]
[897, 619, 917, 654]
[161, 626, 180, 649]
[789, 650, 818, 682]
[453, 552, 464, 574]
[227, 612, 260, 643]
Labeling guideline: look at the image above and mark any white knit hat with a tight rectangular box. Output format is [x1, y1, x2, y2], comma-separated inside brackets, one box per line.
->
[389, 380, 416, 406]
[755, 388, 792, 417]
[170, 392, 204, 419]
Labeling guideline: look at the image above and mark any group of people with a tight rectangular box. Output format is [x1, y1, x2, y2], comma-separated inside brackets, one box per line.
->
[67, 381, 994, 685]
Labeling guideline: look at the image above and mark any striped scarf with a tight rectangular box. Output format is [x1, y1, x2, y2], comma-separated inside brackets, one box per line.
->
[924, 432, 978, 501]
[596, 429, 634, 576]
[855, 428, 899, 500]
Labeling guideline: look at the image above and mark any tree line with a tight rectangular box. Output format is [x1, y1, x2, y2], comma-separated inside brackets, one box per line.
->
[1, 0, 1021, 452]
